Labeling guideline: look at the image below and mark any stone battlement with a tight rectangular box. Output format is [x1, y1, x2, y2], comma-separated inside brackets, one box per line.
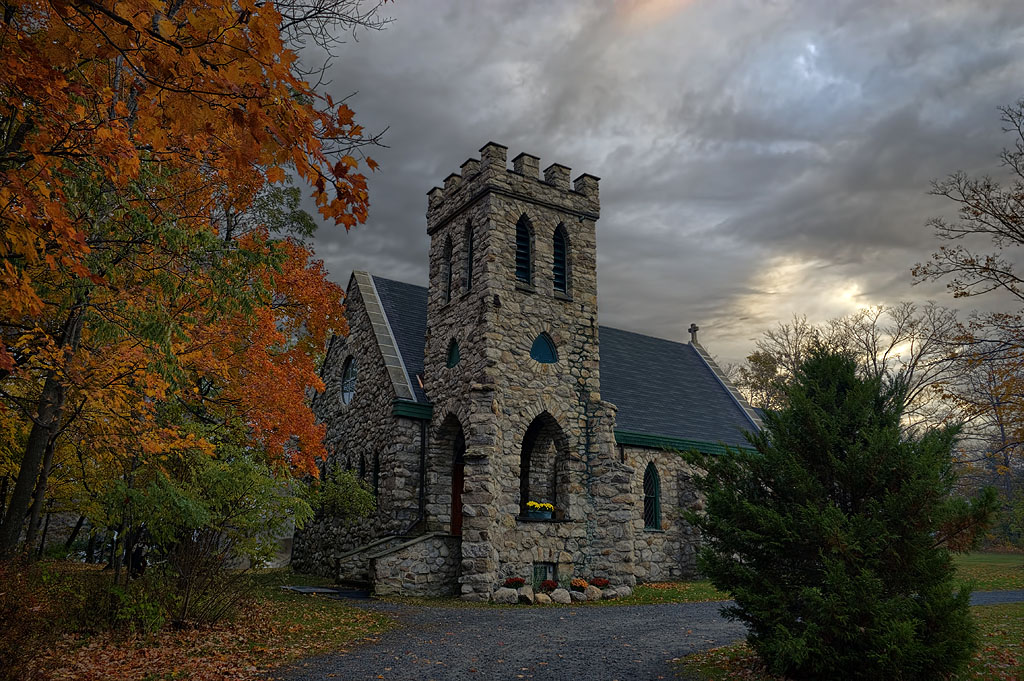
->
[426, 142, 599, 233]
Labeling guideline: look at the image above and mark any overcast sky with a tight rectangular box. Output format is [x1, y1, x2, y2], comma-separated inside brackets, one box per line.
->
[305, 0, 1024, 365]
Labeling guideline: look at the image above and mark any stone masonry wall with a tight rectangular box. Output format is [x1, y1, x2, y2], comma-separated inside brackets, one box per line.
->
[291, 277, 422, 578]
[371, 534, 461, 597]
[421, 143, 636, 599]
[623, 445, 704, 582]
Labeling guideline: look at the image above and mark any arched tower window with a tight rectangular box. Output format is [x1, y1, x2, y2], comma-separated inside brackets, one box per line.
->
[341, 356, 358, 405]
[515, 215, 532, 284]
[553, 223, 569, 293]
[643, 462, 661, 530]
[519, 412, 569, 520]
[463, 222, 474, 291]
[442, 235, 454, 303]
[530, 333, 558, 363]
[446, 338, 461, 368]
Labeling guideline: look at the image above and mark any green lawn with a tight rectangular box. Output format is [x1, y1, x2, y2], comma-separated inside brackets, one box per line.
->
[675, 552, 1024, 681]
[954, 552, 1024, 591]
[39, 566, 394, 681]
[676, 602, 1024, 681]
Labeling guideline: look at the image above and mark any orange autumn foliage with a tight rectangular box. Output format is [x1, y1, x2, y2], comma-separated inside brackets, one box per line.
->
[1, 0, 372, 367]
[0, 0, 377, 481]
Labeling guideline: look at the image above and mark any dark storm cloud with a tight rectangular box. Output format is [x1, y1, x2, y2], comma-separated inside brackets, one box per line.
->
[305, 0, 1024, 362]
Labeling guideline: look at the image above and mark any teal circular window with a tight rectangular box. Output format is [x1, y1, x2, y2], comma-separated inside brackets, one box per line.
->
[530, 333, 558, 363]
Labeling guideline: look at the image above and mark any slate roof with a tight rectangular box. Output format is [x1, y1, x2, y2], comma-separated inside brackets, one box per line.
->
[369, 276, 756, 449]
[372, 276, 429, 403]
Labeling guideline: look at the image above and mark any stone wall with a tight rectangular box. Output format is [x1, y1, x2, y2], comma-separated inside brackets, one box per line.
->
[623, 445, 703, 582]
[371, 533, 462, 597]
[291, 276, 423, 577]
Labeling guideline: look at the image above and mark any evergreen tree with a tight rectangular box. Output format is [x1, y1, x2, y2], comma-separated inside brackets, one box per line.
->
[687, 348, 996, 680]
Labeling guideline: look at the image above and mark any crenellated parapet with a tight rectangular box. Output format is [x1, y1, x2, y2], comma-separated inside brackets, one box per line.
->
[426, 142, 599, 234]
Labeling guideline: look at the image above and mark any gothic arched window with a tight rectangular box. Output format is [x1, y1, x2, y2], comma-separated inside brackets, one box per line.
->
[643, 462, 661, 530]
[519, 412, 569, 520]
[530, 333, 558, 363]
[553, 223, 569, 293]
[515, 215, 532, 284]
[463, 222, 475, 291]
[442, 235, 454, 303]
[341, 356, 358, 405]
[446, 338, 461, 368]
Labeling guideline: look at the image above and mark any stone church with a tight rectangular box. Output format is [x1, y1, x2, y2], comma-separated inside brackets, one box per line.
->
[292, 143, 761, 601]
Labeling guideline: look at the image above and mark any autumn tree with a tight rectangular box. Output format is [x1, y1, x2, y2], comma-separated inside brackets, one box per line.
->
[735, 304, 963, 428]
[0, 0, 388, 558]
[915, 99, 1024, 544]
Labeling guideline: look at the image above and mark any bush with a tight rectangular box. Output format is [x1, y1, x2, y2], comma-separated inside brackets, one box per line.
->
[539, 579, 557, 593]
[569, 577, 588, 592]
[54, 568, 167, 635]
[687, 348, 997, 681]
[503, 576, 525, 588]
[591, 577, 609, 588]
[0, 562, 58, 681]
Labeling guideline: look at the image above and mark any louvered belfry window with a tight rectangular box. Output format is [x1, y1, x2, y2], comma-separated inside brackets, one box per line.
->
[463, 223, 474, 291]
[553, 224, 568, 293]
[643, 462, 661, 530]
[515, 215, 532, 283]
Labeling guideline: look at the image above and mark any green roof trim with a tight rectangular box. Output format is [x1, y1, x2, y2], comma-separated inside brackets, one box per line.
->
[392, 399, 433, 420]
[614, 429, 750, 455]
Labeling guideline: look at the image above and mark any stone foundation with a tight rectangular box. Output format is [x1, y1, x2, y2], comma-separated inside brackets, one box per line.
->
[371, 533, 462, 597]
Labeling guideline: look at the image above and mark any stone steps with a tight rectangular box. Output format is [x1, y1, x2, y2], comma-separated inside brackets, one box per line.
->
[334, 534, 416, 585]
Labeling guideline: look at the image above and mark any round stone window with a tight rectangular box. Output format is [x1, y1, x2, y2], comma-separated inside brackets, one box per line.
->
[341, 356, 358, 404]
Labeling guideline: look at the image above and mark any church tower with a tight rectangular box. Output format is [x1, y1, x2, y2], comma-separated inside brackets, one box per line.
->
[422, 143, 634, 600]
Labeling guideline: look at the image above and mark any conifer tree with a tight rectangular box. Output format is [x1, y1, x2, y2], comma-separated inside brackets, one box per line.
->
[687, 348, 996, 680]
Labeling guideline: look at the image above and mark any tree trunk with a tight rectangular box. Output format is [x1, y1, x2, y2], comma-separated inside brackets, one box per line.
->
[24, 436, 57, 555]
[66, 515, 86, 550]
[36, 509, 51, 557]
[0, 305, 84, 559]
[85, 530, 97, 563]
[0, 474, 9, 526]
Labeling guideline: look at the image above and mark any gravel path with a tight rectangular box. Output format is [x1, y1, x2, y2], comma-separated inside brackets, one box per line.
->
[274, 590, 1024, 681]
[969, 589, 1024, 606]
[274, 600, 745, 681]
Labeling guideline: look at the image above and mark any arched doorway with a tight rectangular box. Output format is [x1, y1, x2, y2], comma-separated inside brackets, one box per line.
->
[519, 412, 570, 519]
[432, 414, 467, 536]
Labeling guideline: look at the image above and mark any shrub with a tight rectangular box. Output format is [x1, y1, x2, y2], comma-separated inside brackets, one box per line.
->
[686, 348, 997, 681]
[0, 562, 57, 681]
[57, 568, 168, 634]
[503, 576, 525, 588]
[569, 577, 588, 592]
[539, 579, 557, 593]
[591, 577, 609, 588]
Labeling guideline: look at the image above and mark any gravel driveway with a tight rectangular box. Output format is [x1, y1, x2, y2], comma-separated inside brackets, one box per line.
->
[274, 590, 1024, 681]
[273, 599, 745, 681]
